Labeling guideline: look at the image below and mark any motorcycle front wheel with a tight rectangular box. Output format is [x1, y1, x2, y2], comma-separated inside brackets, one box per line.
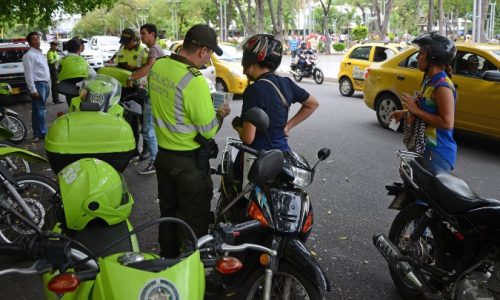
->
[293, 73, 303, 82]
[242, 261, 323, 300]
[313, 69, 324, 84]
[388, 205, 446, 299]
[0, 174, 58, 244]
[1, 115, 27, 144]
[0, 141, 31, 174]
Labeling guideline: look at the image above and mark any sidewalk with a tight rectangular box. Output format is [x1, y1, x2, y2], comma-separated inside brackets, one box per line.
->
[276, 53, 343, 83]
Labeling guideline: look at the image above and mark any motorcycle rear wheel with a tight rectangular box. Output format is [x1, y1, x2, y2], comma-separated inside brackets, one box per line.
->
[0, 174, 58, 244]
[241, 261, 323, 300]
[0, 141, 31, 174]
[388, 205, 446, 299]
[313, 69, 324, 84]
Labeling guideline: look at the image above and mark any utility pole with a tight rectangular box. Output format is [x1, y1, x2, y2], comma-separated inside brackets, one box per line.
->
[472, 0, 482, 43]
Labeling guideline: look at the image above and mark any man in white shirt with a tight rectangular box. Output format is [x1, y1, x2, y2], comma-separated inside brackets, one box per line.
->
[22, 32, 51, 141]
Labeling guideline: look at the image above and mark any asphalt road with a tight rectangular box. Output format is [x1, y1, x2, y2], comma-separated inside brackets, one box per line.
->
[1, 80, 500, 299]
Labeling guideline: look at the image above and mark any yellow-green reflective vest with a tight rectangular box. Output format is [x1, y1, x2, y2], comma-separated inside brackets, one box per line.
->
[114, 44, 148, 68]
[149, 57, 218, 151]
[58, 55, 88, 81]
[47, 50, 59, 65]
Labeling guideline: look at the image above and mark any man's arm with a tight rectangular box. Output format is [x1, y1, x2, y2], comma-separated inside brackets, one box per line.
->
[285, 95, 319, 136]
[22, 53, 37, 95]
[130, 55, 156, 80]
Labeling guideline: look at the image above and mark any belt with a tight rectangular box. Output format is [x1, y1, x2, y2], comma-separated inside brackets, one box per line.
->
[159, 147, 198, 158]
[34, 81, 49, 84]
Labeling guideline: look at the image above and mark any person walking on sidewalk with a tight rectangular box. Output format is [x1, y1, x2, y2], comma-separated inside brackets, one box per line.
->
[127, 24, 165, 175]
[47, 41, 62, 104]
[148, 24, 230, 258]
[22, 32, 51, 141]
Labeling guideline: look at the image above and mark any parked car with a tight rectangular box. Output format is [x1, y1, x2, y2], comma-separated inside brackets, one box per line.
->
[0, 39, 30, 97]
[57, 39, 104, 69]
[363, 44, 500, 139]
[89, 35, 120, 61]
[338, 42, 402, 97]
[211, 43, 247, 94]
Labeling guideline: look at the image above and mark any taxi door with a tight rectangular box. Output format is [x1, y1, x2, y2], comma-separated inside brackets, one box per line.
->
[452, 50, 500, 138]
[345, 45, 372, 91]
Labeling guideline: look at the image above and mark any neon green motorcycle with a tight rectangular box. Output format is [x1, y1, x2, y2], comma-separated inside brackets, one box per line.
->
[0, 149, 283, 299]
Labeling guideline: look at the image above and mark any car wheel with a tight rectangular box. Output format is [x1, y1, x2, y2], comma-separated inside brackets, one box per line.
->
[376, 93, 402, 128]
[339, 77, 354, 97]
[216, 78, 228, 92]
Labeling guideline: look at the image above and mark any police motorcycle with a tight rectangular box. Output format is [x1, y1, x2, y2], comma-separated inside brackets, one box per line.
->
[213, 107, 331, 299]
[0, 126, 58, 244]
[289, 49, 324, 85]
[373, 150, 500, 300]
[0, 83, 28, 143]
[0, 147, 286, 300]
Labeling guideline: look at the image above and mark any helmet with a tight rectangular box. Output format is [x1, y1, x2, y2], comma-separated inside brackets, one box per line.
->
[79, 74, 121, 112]
[300, 41, 307, 49]
[412, 32, 456, 65]
[241, 34, 283, 71]
[0, 83, 12, 96]
[58, 158, 134, 230]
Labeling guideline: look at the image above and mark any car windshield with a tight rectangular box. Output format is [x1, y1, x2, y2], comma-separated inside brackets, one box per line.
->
[219, 45, 242, 62]
[487, 49, 500, 60]
[99, 37, 120, 45]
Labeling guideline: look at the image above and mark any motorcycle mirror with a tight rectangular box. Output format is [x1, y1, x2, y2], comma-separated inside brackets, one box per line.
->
[247, 149, 284, 185]
[317, 148, 331, 161]
[244, 107, 269, 131]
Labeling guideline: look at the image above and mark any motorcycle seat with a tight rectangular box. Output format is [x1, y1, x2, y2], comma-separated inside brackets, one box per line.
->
[63, 219, 134, 257]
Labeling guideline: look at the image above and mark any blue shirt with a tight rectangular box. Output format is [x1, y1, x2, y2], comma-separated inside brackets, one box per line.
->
[241, 73, 309, 151]
[419, 71, 457, 168]
[289, 39, 299, 51]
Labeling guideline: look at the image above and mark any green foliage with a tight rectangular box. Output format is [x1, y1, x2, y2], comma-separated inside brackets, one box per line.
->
[388, 32, 395, 42]
[333, 43, 346, 52]
[351, 25, 368, 41]
[0, 0, 117, 27]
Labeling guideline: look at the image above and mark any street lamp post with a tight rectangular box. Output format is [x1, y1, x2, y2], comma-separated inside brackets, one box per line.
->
[166, 0, 181, 40]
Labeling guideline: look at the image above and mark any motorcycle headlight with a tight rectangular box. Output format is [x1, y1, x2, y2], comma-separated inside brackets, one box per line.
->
[291, 166, 312, 187]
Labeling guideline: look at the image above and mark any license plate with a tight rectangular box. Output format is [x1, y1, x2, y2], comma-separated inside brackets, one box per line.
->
[11, 87, 20, 95]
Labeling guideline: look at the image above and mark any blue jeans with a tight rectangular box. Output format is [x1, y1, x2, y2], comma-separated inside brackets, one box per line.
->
[142, 99, 157, 162]
[32, 81, 49, 138]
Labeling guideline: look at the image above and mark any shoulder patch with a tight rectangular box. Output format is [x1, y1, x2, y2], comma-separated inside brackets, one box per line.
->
[187, 66, 202, 77]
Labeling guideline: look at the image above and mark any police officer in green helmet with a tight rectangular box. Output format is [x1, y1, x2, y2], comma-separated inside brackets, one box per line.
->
[58, 38, 96, 105]
[149, 24, 230, 258]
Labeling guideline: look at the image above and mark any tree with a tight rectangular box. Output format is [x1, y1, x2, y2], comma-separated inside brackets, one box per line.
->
[0, 0, 117, 27]
[372, 0, 394, 39]
[317, 0, 333, 55]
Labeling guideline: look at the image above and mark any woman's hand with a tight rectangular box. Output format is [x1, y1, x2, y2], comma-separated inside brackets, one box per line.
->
[401, 92, 420, 115]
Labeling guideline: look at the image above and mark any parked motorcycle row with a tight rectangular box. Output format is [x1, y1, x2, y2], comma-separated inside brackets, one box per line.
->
[0, 71, 334, 299]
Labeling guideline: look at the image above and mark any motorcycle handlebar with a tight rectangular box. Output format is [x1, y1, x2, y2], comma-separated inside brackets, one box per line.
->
[232, 220, 261, 235]
[230, 142, 260, 157]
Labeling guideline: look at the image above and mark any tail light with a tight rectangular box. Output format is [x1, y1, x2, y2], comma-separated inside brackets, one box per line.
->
[301, 211, 313, 233]
[47, 273, 80, 293]
[247, 201, 269, 227]
[216, 256, 243, 274]
[364, 68, 371, 79]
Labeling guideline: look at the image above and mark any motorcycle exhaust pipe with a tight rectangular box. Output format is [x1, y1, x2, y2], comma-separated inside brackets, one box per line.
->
[372, 234, 423, 289]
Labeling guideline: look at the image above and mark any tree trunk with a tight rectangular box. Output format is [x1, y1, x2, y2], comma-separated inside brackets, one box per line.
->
[228, 0, 233, 38]
[319, 0, 332, 55]
[255, 0, 264, 33]
[427, 0, 434, 32]
[267, 0, 278, 34]
[438, 0, 445, 35]
[380, 0, 394, 38]
[372, 0, 382, 37]
[247, 0, 254, 35]
[480, 0, 489, 42]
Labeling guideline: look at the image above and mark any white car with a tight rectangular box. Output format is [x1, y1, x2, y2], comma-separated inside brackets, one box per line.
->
[89, 36, 120, 61]
[0, 40, 30, 97]
[57, 39, 104, 69]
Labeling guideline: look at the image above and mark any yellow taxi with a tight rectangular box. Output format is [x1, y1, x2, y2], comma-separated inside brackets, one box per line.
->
[338, 42, 403, 97]
[363, 44, 500, 139]
[170, 42, 247, 94]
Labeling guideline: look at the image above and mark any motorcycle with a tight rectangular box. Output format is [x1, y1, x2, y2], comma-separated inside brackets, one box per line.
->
[373, 150, 500, 300]
[213, 107, 331, 299]
[0, 147, 286, 300]
[0, 83, 28, 143]
[0, 127, 58, 244]
[289, 49, 324, 84]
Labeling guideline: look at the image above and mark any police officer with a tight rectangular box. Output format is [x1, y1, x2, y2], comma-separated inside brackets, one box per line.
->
[58, 38, 96, 105]
[148, 24, 230, 258]
[47, 41, 62, 104]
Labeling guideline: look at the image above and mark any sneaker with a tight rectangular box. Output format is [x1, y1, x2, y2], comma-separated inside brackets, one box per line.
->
[138, 162, 156, 175]
[31, 136, 44, 143]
